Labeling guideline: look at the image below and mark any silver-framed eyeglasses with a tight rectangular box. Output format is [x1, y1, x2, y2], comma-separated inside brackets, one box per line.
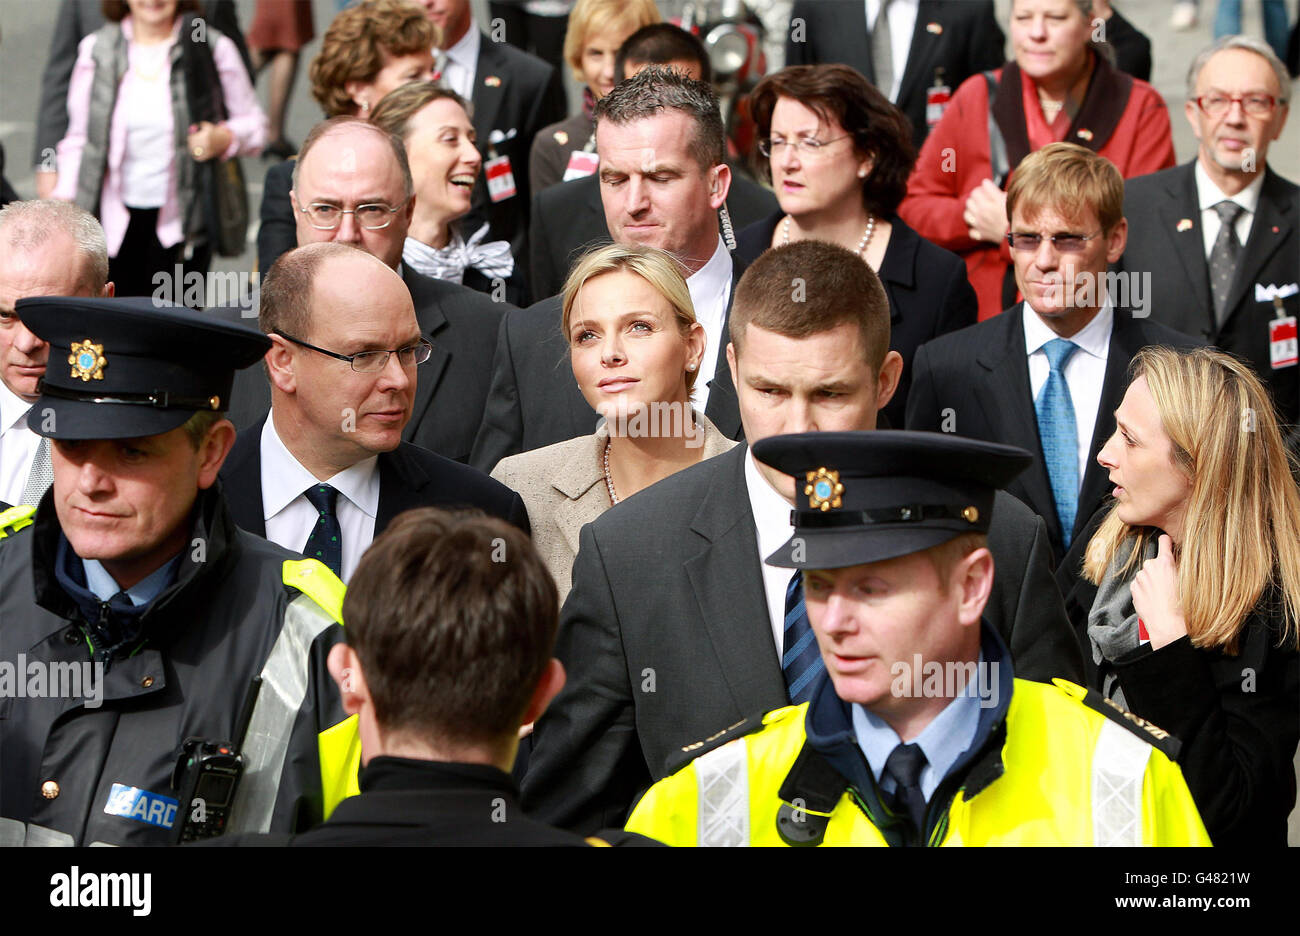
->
[296, 198, 409, 230]
[1006, 231, 1103, 253]
[757, 134, 851, 157]
[273, 329, 433, 372]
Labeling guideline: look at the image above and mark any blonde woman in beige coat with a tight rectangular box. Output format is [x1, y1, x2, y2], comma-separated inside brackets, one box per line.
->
[492, 243, 738, 602]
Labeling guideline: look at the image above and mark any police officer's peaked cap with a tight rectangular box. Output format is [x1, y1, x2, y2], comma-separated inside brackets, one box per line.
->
[754, 431, 1034, 570]
[16, 296, 270, 441]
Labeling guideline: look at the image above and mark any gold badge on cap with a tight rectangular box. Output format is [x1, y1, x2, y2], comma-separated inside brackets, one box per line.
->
[68, 340, 106, 381]
[805, 467, 844, 512]
[962, 506, 980, 524]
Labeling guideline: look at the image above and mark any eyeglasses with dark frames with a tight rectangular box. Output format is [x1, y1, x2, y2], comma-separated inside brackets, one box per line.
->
[1005, 231, 1103, 253]
[273, 329, 433, 373]
[295, 197, 410, 230]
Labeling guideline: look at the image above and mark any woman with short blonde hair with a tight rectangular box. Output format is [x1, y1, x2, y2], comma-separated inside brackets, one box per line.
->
[1078, 345, 1300, 846]
[492, 243, 737, 602]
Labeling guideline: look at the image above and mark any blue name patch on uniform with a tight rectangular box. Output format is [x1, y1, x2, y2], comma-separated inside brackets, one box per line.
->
[103, 783, 179, 829]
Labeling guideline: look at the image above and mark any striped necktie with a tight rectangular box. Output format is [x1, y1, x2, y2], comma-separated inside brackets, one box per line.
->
[783, 571, 824, 704]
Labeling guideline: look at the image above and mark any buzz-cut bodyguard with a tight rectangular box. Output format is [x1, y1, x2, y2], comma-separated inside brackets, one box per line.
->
[594, 65, 726, 170]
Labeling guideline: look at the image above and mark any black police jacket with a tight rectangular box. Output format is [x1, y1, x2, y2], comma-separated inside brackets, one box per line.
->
[0, 483, 346, 845]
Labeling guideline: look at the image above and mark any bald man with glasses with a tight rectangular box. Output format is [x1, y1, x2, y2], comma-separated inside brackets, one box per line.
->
[219, 242, 527, 583]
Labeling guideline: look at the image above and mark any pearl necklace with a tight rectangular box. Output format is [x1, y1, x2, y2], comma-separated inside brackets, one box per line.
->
[603, 437, 619, 505]
[782, 214, 875, 256]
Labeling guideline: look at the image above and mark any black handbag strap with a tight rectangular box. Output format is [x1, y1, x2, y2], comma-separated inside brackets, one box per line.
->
[984, 70, 1010, 189]
[181, 15, 229, 126]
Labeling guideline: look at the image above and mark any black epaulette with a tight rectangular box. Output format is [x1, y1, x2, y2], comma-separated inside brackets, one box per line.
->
[1076, 683, 1183, 762]
[662, 710, 777, 776]
[0, 505, 36, 542]
[775, 744, 849, 846]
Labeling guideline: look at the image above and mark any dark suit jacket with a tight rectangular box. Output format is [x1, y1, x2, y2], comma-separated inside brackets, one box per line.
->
[457, 31, 568, 288]
[214, 266, 510, 464]
[735, 211, 977, 428]
[219, 416, 529, 542]
[34, 0, 251, 168]
[470, 257, 747, 474]
[905, 303, 1202, 586]
[785, 0, 1005, 149]
[1115, 161, 1300, 430]
[521, 443, 1084, 833]
[527, 170, 780, 304]
[257, 159, 296, 278]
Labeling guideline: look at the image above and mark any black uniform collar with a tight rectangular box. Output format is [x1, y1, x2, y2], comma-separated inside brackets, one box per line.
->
[359, 756, 518, 796]
[799, 622, 1016, 845]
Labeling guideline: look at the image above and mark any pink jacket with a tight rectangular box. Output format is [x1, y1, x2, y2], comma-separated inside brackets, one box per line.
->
[54, 15, 266, 256]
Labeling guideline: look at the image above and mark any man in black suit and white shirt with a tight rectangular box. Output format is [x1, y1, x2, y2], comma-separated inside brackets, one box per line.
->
[472, 68, 750, 473]
[785, 0, 1005, 148]
[219, 243, 525, 582]
[521, 240, 1083, 834]
[419, 0, 566, 273]
[1115, 37, 1298, 437]
[907, 143, 1199, 590]
[224, 117, 508, 464]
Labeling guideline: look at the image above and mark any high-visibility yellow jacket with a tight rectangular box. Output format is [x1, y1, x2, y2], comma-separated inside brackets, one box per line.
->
[625, 677, 1211, 846]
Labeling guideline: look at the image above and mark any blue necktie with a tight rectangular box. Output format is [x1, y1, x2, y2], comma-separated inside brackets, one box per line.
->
[302, 484, 343, 578]
[783, 571, 824, 704]
[1035, 338, 1080, 547]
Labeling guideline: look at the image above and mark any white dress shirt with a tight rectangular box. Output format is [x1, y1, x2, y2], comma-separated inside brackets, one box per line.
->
[745, 447, 798, 662]
[440, 23, 481, 102]
[1195, 160, 1263, 258]
[260, 416, 380, 583]
[865, 0, 919, 103]
[1024, 299, 1114, 490]
[0, 381, 41, 507]
[687, 236, 734, 413]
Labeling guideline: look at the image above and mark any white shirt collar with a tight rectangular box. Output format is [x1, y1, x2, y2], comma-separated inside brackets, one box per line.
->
[686, 237, 732, 319]
[0, 380, 33, 435]
[745, 445, 795, 551]
[1194, 159, 1264, 215]
[446, 21, 481, 70]
[260, 415, 381, 522]
[1023, 296, 1114, 361]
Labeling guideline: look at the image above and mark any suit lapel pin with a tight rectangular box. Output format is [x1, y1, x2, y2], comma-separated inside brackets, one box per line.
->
[926, 22, 943, 34]
[553, 130, 569, 145]
[1177, 218, 1194, 232]
[1273, 226, 1280, 234]
[484, 75, 501, 87]
[1075, 128, 1094, 141]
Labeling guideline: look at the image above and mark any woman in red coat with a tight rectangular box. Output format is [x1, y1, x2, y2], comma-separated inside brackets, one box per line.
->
[900, 0, 1175, 321]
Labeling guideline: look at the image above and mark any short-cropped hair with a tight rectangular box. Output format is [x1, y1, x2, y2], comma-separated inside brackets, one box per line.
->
[259, 242, 359, 338]
[1185, 34, 1291, 104]
[614, 22, 712, 84]
[309, 0, 437, 117]
[730, 240, 891, 371]
[370, 81, 473, 140]
[564, 0, 661, 86]
[595, 65, 724, 169]
[1006, 142, 1124, 234]
[749, 64, 916, 217]
[292, 116, 415, 203]
[0, 199, 109, 293]
[342, 508, 560, 746]
[562, 242, 700, 390]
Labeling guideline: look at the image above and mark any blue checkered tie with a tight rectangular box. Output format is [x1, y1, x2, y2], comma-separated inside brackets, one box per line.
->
[783, 571, 824, 704]
[1035, 338, 1080, 547]
[302, 484, 342, 578]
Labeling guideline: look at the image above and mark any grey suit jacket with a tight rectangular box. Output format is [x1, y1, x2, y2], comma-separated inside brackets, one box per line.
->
[490, 413, 737, 602]
[521, 442, 1085, 834]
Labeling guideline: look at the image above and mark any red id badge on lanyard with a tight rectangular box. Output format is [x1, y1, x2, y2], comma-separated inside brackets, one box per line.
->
[563, 150, 599, 182]
[926, 83, 952, 127]
[1270, 315, 1298, 369]
[485, 155, 517, 202]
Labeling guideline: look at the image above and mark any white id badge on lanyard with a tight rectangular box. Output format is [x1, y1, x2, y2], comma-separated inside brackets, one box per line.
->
[485, 154, 517, 202]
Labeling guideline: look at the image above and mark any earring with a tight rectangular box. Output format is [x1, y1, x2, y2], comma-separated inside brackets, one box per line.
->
[857, 167, 867, 178]
[360, 100, 371, 115]
[687, 362, 697, 372]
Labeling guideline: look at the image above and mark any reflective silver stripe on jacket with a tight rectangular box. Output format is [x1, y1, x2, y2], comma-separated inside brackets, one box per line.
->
[695, 739, 750, 847]
[1091, 718, 1153, 846]
[0, 817, 75, 847]
[225, 593, 335, 834]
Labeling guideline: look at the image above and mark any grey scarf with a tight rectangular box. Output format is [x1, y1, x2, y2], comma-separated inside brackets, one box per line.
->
[1086, 536, 1159, 709]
